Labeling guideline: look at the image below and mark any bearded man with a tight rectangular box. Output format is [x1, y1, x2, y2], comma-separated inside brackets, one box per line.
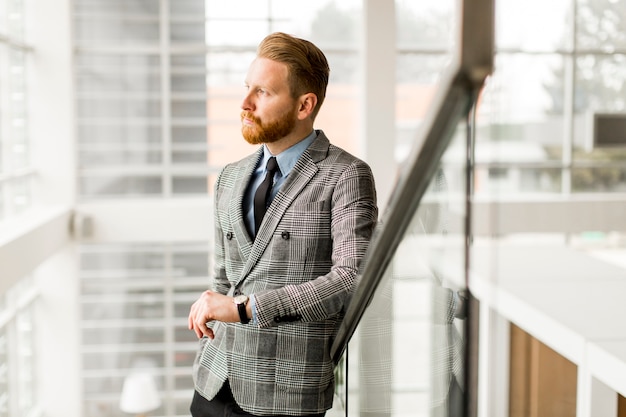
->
[188, 32, 378, 417]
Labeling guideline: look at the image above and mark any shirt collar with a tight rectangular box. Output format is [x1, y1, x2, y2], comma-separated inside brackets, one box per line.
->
[261, 130, 317, 177]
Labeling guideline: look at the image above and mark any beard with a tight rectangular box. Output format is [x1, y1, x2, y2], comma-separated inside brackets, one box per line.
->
[240, 106, 297, 145]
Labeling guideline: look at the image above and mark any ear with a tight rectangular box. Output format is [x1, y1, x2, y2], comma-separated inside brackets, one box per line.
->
[296, 93, 318, 120]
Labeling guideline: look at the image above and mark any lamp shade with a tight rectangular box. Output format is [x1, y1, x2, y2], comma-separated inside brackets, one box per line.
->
[119, 373, 161, 414]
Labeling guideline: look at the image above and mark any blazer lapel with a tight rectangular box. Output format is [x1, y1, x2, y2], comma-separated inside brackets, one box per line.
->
[237, 132, 331, 285]
[230, 149, 262, 263]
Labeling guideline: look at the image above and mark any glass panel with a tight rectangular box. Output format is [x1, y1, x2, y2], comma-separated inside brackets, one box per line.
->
[172, 147, 208, 164]
[573, 54, 626, 154]
[347, 127, 468, 417]
[171, 99, 206, 118]
[576, 0, 626, 51]
[571, 54, 626, 188]
[16, 306, 35, 416]
[171, 73, 205, 93]
[172, 126, 207, 144]
[497, 0, 571, 51]
[0, 276, 38, 417]
[574, 54, 626, 115]
[206, 52, 256, 85]
[75, 55, 161, 93]
[74, 18, 160, 44]
[172, 176, 208, 194]
[78, 124, 161, 145]
[74, 0, 159, 15]
[79, 176, 162, 197]
[77, 97, 161, 119]
[472, 54, 565, 196]
[79, 243, 208, 417]
[473, 165, 563, 194]
[171, 21, 205, 43]
[0, 328, 8, 417]
[170, 0, 204, 16]
[83, 398, 164, 417]
[5, 0, 26, 40]
[83, 351, 166, 371]
[396, 0, 456, 50]
[79, 149, 162, 166]
[82, 327, 166, 345]
[7, 47, 28, 170]
[205, 1, 271, 20]
[572, 165, 626, 192]
[0, 43, 32, 220]
[9, 177, 30, 215]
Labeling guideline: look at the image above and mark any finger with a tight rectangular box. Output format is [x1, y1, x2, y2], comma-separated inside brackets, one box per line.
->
[188, 303, 198, 330]
[194, 318, 209, 339]
[194, 323, 203, 339]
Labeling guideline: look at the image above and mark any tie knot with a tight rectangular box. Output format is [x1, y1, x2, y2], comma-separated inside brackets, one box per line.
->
[266, 156, 278, 174]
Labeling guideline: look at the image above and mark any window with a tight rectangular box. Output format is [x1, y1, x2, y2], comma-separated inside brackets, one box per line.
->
[79, 243, 209, 416]
[0, 0, 33, 221]
[0, 276, 39, 417]
[73, 2, 363, 416]
[74, 0, 209, 198]
[478, 0, 626, 195]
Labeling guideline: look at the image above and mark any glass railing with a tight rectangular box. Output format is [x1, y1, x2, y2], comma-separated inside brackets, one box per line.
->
[330, 0, 494, 415]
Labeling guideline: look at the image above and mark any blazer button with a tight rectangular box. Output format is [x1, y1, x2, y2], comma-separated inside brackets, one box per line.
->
[226, 232, 233, 240]
[281, 231, 290, 240]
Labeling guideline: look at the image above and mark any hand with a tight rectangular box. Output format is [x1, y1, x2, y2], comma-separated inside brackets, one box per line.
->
[188, 290, 239, 339]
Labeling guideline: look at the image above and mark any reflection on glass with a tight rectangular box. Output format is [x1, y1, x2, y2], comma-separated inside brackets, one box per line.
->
[472, 166, 563, 195]
[572, 165, 626, 192]
[347, 131, 468, 417]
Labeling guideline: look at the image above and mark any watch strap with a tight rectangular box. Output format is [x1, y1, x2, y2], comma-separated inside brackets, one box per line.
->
[236, 298, 250, 324]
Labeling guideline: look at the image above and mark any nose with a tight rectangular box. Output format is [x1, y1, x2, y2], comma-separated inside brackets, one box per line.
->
[241, 91, 254, 111]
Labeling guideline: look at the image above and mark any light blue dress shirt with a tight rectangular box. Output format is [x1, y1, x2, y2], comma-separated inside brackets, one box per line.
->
[242, 130, 317, 237]
[243, 130, 318, 324]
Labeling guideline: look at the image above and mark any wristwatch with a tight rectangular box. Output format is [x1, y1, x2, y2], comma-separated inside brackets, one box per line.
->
[233, 294, 250, 324]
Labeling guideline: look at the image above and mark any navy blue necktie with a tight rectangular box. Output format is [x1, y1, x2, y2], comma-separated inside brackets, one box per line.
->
[254, 157, 279, 234]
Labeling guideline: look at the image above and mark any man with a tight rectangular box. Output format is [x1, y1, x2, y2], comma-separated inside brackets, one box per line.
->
[188, 32, 378, 417]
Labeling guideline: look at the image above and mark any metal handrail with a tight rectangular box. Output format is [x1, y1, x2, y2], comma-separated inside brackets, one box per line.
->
[331, 0, 494, 365]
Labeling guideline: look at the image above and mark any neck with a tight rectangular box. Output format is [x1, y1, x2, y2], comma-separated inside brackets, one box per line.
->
[265, 124, 314, 155]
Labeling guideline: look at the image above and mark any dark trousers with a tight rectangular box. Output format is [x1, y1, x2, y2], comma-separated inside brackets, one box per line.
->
[190, 381, 326, 417]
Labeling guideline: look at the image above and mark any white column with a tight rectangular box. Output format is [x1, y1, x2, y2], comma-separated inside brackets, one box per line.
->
[361, 0, 396, 213]
[28, 0, 77, 207]
[357, 2, 396, 416]
[477, 305, 510, 417]
[27, 1, 80, 416]
[34, 244, 81, 417]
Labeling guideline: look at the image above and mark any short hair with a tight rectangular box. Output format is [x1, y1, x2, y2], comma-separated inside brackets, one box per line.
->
[257, 32, 330, 120]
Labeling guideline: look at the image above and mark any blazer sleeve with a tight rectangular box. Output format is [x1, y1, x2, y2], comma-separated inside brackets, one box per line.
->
[253, 158, 378, 327]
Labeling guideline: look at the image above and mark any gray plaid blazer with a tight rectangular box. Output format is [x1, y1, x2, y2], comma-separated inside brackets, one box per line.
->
[193, 131, 378, 416]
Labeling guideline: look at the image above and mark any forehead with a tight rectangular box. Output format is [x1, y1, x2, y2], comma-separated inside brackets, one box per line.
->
[245, 57, 289, 89]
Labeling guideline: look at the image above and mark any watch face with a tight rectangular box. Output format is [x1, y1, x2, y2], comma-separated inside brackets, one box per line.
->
[234, 294, 248, 305]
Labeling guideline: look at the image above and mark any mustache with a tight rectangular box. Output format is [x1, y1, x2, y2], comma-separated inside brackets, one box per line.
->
[241, 111, 261, 125]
